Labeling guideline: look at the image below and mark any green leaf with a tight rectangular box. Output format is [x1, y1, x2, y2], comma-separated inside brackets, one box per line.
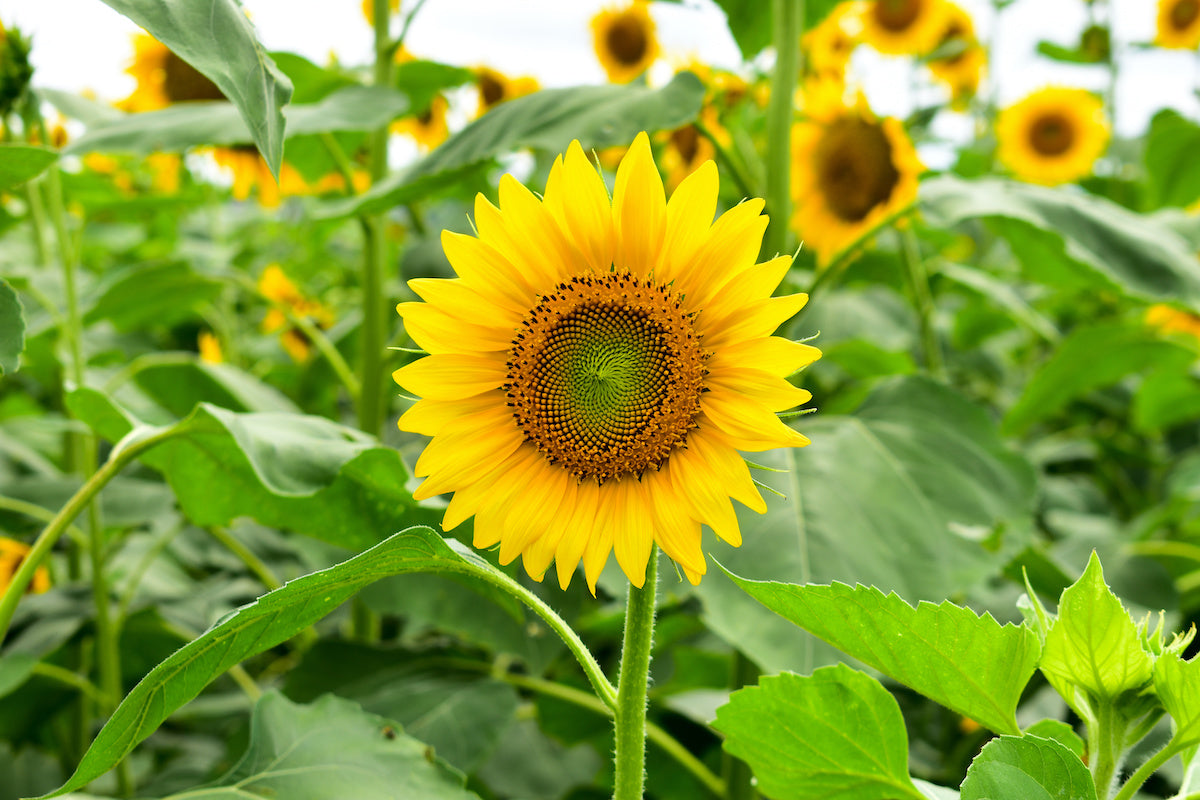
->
[921, 175, 1200, 305]
[695, 376, 1036, 673]
[0, 278, 25, 376]
[724, 578, 1040, 734]
[713, 665, 926, 800]
[271, 51, 357, 104]
[68, 391, 432, 550]
[960, 735, 1096, 800]
[394, 59, 475, 113]
[41, 526, 519, 797]
[131, 361, 300, 418]
[1134, 369, 1200, 433]
[711, 0, 772, 59]
[96, 0, 292, 174]
[1003, 323, 1195, 435]
[0, 653, 38, 699]
[1145, 109, 1200, 210]
[85, 261, 223, 332]
[0, 144, 57, 192]
[1022, 719, 1086, 759]
[1035, 40, 1103, 64]
[1042, 552, 1154, 711]
[1154, 651, 1200, 747]
[150, 692, 479, 799]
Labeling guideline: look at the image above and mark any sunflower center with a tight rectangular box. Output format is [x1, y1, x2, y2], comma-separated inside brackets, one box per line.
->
[671, 125, 700, 163]
[1028, 113, 1075, 156]
[873, 0, 921, 31]
[815, 116, 900, 223]
[479, 73, 505, 109]
[1172, 0, 1200, 30]
[162, 50, 225, 103]
[506, 273, 708, 482]
[607, 13, 649, 66]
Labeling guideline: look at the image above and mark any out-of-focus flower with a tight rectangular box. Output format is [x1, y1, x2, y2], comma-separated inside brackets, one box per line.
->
[259, 264, 335, 362]
[592, 1, 660, 83]
[211, 146, 318, 208]
[791, 80, 923, 264]
[861, 0, 951, 56]
[120, 33, 224, 112]
[1156, 0, 1200, 49]
[474, 66, 539, 116]
[198, 331, 224, 364]
[0, 537, 50, 596]
[996, 87, 1108, 186]
[393, 94, 450, 151]
[659, 106, 726, 191]
[393, 133, 820, 591]
[927, 1, 986, 111]
[804, 2, 866, 79]
[1147, 304, 1200, 340]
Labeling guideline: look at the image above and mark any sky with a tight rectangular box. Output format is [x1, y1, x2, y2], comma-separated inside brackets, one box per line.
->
[3, 0, 1199, 151]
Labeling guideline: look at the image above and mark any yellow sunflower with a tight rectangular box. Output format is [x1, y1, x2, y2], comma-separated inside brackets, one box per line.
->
[591, 1, 661, 83]
[393, 94, 450, 151]
[393, 133, 820, 592]
[927, 1, 986, 110]
[211, 146, 316, 207]
[1147, 304, 1200, 339]
[474, 66, 539, 117]
[0, 537, 49, 595]
[861, 0, 951, 56]
[791, 80, 923, 264]
[259, 264, 335, 362]
[659, 106, 726, 191]
[1156, 0, 1200, 48]
[804, 1, 866, 79]
[120, 33, 224, 112]
[996, 87, 1108, 186]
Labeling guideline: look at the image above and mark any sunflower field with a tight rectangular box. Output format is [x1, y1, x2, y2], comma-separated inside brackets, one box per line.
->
[3, 0, 1200, 797]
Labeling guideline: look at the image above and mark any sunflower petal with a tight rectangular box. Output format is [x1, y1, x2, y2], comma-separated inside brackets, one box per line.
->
[613, 132, 666, 278]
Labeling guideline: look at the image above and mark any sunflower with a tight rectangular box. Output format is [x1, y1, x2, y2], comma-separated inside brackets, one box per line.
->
[211, 146, 314, 207]
[1156, 0, 1200, 48]
[804, 1, 866, 79]
[0, 537, 50, 595]
[591, 1, 660, 83]
[198, 331, 224, 364]
[791, 80, 923, 264]
[393, 94, 450, 151]
[120, 33, 224, 112]
[1147, 304, 1200, 340]
[861, 0, 951, 56]
[926, 1, 986, 111]
[259, 264, 335, 362]
[659, 106, 726, 191]
[393, 133, 820, 592]
[475, 66, 540, 116]
[996, 87, 1108, 186]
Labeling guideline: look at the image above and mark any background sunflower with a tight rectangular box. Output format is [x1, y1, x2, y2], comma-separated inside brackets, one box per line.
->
[996, 87, 1108, 186]
[861, 0, 951, 56]
[1155, 0, 1200, 49]
[591, 0, 660, 83]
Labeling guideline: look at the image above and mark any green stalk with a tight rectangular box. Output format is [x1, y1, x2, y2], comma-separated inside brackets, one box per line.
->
[722, 651, 761, 800]
[612, 553, 659, 800]
[762, 0, 803, 259]
[900, 230, 944, 379]
[32, 663, 106, 705]
[1090, 701, 1123, 800]
[1111, 737, 1187, 800]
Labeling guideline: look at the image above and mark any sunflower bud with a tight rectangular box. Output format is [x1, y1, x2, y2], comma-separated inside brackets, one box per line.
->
[0, 23, 34, 119]
[1080, 25, 1111, 62]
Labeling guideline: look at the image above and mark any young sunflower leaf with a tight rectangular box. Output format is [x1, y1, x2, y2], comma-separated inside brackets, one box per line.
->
[959, 735, 1096, 800]
[0, 144, 57, 192]
[0, 279, 25, 376]
[723, 577, 1039, 734]
[1154, 651, 1200, 747]
[713, 665, 927, 800]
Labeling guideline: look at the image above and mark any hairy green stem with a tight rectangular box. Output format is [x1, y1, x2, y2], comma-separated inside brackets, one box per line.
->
[901, 230, 944, 379]
[613, 554, 659, 800]
[1112, 737, 1189, 800]
[762, 0, 802, 259]
[1090, 701, 1123, 800]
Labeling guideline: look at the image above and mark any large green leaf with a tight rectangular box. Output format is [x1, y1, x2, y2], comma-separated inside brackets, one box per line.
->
[1145, 109, 1200, 210]
[126, 361, 300, 419]
[0, 278, 25, 376]
[96, 0, 292, 174]
[41, 526, 525, 796]
[0, 144, 57, 191]
[921, 175, 1200, 306]
[1003, 323, 1195, 435]
[695, 376, 1036, 673]
[959, 735, 1096, 800]
[84, 261, 223, 332]
[713, 666, 926, 800]
[725, 578, 1040, 734]
[67, 390, 431, 550]
[149, 692, 479, 799]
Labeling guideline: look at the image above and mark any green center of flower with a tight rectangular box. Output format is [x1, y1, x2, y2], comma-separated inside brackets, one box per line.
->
[506, 274, 708, 482]
[815, 115, 901, 223]
[1173, 0, 1200, 30]
[1029, 112, 1075, 156]
[607, 13, 649, 66]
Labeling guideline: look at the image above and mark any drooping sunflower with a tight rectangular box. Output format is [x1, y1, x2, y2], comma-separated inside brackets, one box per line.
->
[996, 87, 1108, 186]
[591, 1, 660, 83]
[259, 264, 335, 362]
[0, 537, 49, 595]
[927, 1, 986, 110]
[861, 0, 951, 56]
[393, 133, 820, 592]
[474, 66, 539, 117]
[1156, 0, 1200, 49]
[791, 80, 923, 264]
[120, 33, 224, 112]
[804, 1, 866, 80]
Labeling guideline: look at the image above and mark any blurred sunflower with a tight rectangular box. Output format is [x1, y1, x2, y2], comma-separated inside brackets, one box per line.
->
[259, 264, 335, 362]
[1156, 0, 1200, 48]
[791, 80, 923, 264]
[1147, 304, 1200, 339]
[996, 87, 1108, 186]
[393, 132, 820, 592]
[212, 146, 313, 207]
[659, 106, 726, 191]
[861, 0, 950, 56]
[0, 537, 50, 595]
[927, 1, 986, 110]
[591, 1, 660, 83]
[120, 33, 224, 111]
[198, 331, 224, 364]
[804, 1, 865, 79]
[361, 0, 400, 26]
[474, 66, 539, 116]
[393, 94, 450, 151]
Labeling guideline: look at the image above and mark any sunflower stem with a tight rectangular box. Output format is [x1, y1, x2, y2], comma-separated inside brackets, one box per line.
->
[762, 0, 803, 259]
[612, 552, 658, 800]
[900, 229, 944, 379]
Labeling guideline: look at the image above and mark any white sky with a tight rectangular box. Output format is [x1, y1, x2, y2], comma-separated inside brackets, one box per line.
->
[3, 0, 1199, 151]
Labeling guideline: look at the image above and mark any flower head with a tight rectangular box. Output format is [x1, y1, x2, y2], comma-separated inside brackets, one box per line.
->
[926, 1, 986, 110]
[1156, 0, 1200, 48]
[259, 264, 335, 362]
[475, 66, 539, 116]
[861, 0, 951, 56]
[592, 1, 660, 83]
[996, 87, 1108, 186]
[1147, 304, 1200, 340]
[362, 0, 400, 27]
[120, 33, 224, 112]
[198, 331, 224, 364]
[393, 133, 820, 592]
[0, 537, 50, 596]
[790, 81, 923, 264]
[804, 2, 866, 80]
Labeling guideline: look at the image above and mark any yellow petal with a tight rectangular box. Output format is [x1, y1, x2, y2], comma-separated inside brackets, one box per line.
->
[700, 393, 812, 452]
[392, 353, 507, 400]
[668, 442, 742, 546]
[645, 470, 707, 575]
[673, 198, 766, 305]
[397, 302, 513, 353]
[398, 394, 499, 436]
[611, 476, 654, 588]
[612, 131, 666, 278]
[708, 336, 823, 377]
[556, 479, 601, 590]
[706, 367, 813, 412]
[702, 293, 810, 350]
[688, 427, 768, 515]
[655, 159, 717, 284]
[498, 458, 573, 566]
[544, 141, 615, 274]
[408, 277, 526, 325]
[441, 229, 537, 309]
